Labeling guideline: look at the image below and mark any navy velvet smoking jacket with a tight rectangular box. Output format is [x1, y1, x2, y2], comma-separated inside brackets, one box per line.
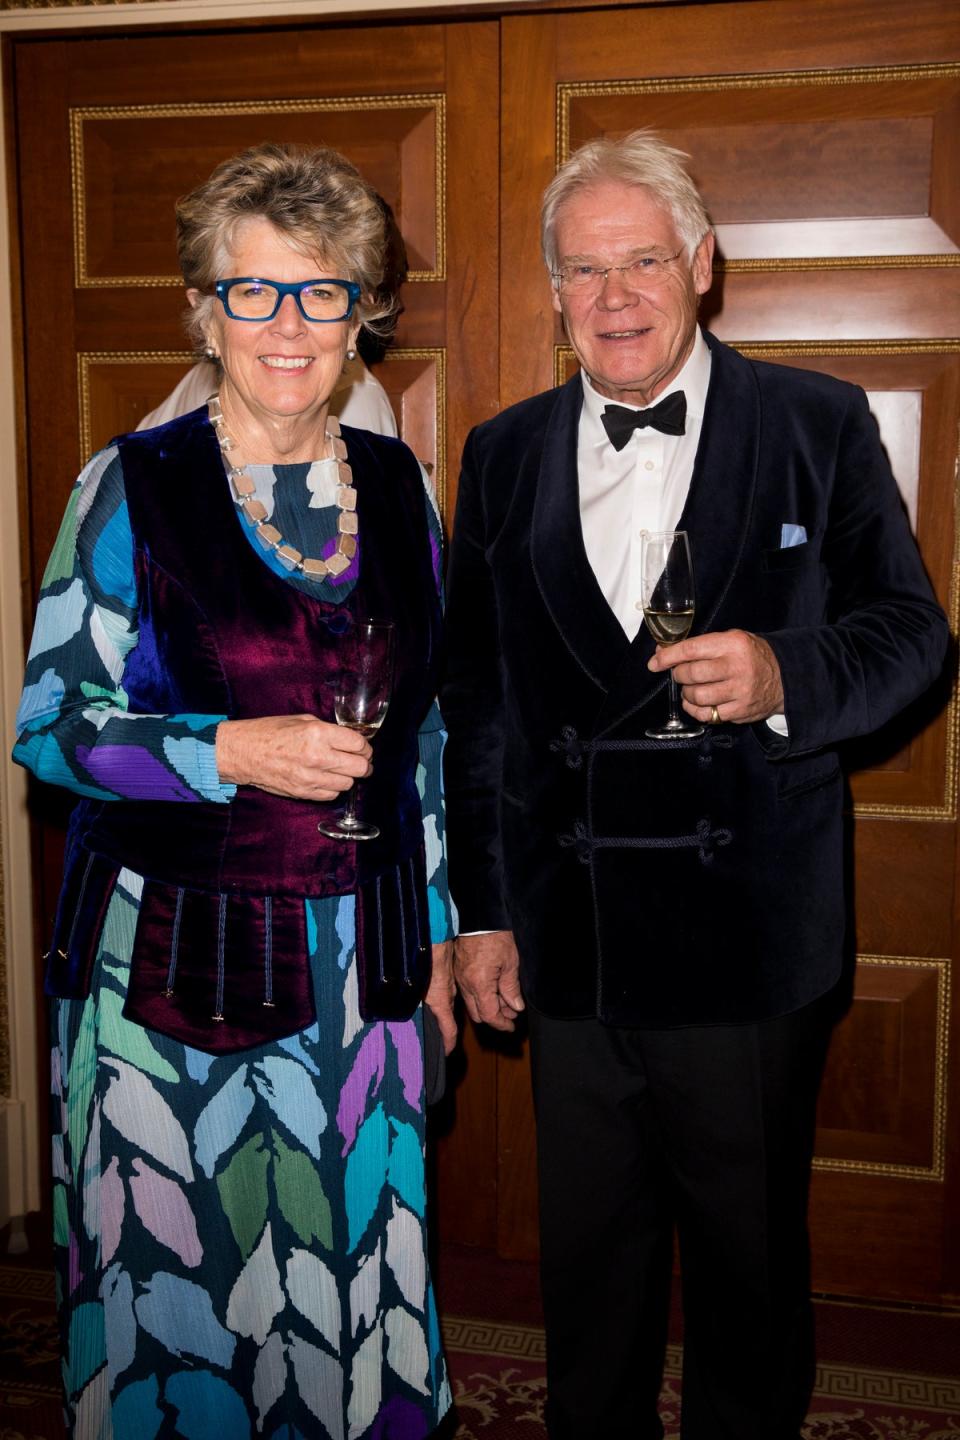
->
[441, 332, 949, 1027]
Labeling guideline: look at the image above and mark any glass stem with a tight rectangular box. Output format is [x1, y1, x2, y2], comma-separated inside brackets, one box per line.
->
[342, 785, 359, 824]
[667, 671, 683, 726]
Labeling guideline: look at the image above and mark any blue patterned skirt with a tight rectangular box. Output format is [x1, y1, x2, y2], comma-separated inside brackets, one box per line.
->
[51, 868, 450, 1439]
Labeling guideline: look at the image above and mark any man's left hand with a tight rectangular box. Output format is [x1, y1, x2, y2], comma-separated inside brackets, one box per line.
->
[648, 629, 784, 725]
[425, 941, 458, 1055]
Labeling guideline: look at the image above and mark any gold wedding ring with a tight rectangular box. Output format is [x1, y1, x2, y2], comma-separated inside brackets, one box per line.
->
[710, 705, 721, 725]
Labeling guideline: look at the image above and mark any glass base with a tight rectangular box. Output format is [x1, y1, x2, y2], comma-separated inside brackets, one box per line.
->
[318, 817, 380, 841]
[645, 718, 705, 740]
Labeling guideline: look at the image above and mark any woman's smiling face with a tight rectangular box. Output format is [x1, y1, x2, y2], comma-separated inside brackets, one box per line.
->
[193, 215, 360, 433]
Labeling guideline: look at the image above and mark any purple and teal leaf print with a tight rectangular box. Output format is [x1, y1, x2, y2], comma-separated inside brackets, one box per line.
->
[384, 1307, 430, 1396]
[162, 734, 228, 802]
[348, 1327, 382, 1435]
[100, 1156, 125, 1267]
[252, 1055, 327, 1159]
[76, 744, 200, 801]
[15, 665, 64, 732]
[135, 1274, 235, 1367]
[273, 1135, 333, 1250]
[225, 1222, 284, 1347]
[14, 729, 116, 800]
[28, 577, 86, 659]
[385, 1120, 425, 1219]
[252, 1330, 287, 1427]
[385, 1201, 425, 1312]
[67, 1301, 105, 1394]
[290, 1333, 345, 1438]
[285, 1249, 341, 1351]
[349, 1241, 382, 1338]
[369, 1394, 435, 1440]
[43, 486, 81, 588]
[386, 1022, 423, 1113]
[165, 1370, 251, 1440]
[98, 985, 178, 1082]
[338, 1024, 387, 1155]
[112, 1375, 163, 1439]
[129, 1157, 203, 1267]
[345, 1105, 390, 1254]
[74, 1369, 111, 1433]
[194, 1067, 256, 1179]
[101, 1263, 136, 1381]
[101, 1059, 194, 1181]
[216, 1133, 270, 1260]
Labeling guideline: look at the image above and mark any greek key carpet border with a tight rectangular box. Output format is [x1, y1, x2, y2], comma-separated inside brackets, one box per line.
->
[441, 1316, 960, 1412]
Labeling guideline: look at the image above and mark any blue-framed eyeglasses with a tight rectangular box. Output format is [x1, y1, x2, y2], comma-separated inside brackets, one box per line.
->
[214, 277, 361, 323]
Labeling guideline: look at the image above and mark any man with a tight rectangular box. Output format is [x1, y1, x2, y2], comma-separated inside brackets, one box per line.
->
[441, 132, 947, 1440]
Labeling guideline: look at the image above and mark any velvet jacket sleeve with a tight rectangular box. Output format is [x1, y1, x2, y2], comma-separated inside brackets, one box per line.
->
[13, 445, 235, 803]
[439, 425, 512, 934]
[757, 385, 949, 757]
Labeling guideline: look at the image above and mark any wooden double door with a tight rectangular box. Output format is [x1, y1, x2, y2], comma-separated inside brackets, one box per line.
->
[10, 0, 960, 1304]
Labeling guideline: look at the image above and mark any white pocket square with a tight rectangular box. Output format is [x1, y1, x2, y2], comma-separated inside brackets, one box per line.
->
[780, 523, 807, 549]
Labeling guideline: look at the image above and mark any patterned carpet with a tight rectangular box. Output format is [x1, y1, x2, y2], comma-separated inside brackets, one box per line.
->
[3, 1260, 960, 1439]
[443, 1316, 960, 1439]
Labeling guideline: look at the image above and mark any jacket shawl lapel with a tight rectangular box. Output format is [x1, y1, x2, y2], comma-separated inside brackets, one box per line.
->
[530, 374, 631, 693]
[592, 332, 763, 734]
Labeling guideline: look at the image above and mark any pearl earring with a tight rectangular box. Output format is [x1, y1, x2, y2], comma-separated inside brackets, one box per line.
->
[346, 348, 357, 361]
[204, 346, 219, 362]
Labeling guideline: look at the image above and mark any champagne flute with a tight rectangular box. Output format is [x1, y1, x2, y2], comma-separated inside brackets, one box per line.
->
[318, 618, 396, 841]
[641, 530, 704, 740]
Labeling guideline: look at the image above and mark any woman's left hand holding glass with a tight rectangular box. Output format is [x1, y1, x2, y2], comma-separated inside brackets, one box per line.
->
[215, 713, 372, 800]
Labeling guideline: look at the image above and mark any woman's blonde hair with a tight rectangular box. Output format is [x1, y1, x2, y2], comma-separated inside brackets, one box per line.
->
[176, 142, 395, 352]
[541, 129, 713, 272]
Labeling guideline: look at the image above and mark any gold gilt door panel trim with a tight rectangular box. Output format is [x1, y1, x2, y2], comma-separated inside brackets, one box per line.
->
[70, 94, 447, 288]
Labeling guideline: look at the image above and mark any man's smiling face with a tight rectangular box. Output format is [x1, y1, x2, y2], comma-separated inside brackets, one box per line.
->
[551, 179, 714, 407]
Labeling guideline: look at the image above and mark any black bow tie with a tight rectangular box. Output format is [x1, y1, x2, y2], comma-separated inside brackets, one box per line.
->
[601, 392, 687, 449]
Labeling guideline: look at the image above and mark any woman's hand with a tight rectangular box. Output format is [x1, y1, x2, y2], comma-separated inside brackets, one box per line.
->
[215, 714, 372, 801]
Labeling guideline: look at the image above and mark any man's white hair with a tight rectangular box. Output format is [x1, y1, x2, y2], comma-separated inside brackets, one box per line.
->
[541, 129, 714, 273]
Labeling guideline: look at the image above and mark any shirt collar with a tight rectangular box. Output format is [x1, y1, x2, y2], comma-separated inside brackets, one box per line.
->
[579, 326, 712, 444]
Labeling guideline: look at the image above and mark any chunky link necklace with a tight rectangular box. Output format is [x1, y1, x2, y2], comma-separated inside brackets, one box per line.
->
[208, 392, 359, 579]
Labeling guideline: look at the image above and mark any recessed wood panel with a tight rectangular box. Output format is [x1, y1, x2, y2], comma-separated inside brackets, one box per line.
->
[381, 349, 446, 515]
[561, 65, 960, 263]
[78, 352, 194, 458]
[853, 820, 954, 958]
[72, 98, 445, 285]
[815, 957, 949, 1179]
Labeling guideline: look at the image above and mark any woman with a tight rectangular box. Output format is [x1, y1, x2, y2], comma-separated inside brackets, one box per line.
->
[137, 194, 406, 435]
[14, 143, 456, 1439]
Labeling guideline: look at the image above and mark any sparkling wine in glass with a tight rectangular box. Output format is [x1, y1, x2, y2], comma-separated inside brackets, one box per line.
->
[318, 619, 396, 841]
[641, 530, 704, 740]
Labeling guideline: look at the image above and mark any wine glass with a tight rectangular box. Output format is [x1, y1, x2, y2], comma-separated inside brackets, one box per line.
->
[318, 618, 396, 841]
[641, 530, 704, 740]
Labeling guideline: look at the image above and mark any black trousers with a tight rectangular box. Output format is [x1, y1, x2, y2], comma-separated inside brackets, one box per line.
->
[528, 996, 833, 1440]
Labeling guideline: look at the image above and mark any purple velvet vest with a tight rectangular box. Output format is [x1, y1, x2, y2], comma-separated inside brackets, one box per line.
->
[45, 409, 443, 1053]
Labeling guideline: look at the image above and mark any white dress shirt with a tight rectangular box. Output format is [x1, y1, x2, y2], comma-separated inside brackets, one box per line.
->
[577, 326, 786, 735]
[578, 328, 712, 641]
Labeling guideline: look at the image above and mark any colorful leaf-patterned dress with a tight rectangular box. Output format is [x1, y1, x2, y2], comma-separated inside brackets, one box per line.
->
[14, 428, 454, 1439]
